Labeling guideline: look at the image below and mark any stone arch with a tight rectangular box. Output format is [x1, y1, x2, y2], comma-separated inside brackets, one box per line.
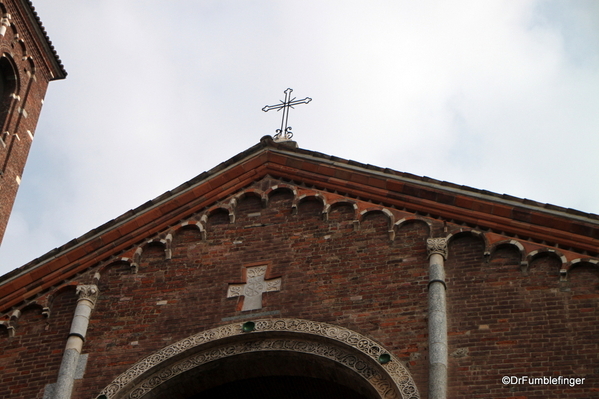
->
[488, 239, 527, 272]
[526, 248, 568, 281]
[232, 189, 265, 218]
[13, 303, 45, 335]
[527, 248, 566, 279]
[394, 217, 432, 237]
[264, 184, 298, 201]
[205, 205, 233, 225]
[137, 234, 173, 260]
[526, 248, 566, 266]
[446, 230, 487, 251]
[98, 257, 136, 276]
[359, 208, 395, 240]
[42, 283, 78, 315]
[444, 230, 486, 268]
[97, 318, 420, 399]
[569, 258, 599, 270]
[262, 185, 297, 219]
[234, 188, 265, 203]
[37, 284, 78, 332]
[360, 208, 394, 224]
[142, 238, 167, 250]
[140, 238, 168, 260]
[329, 200, 358, 219]
[563, 258, 599, 282]
[19, 302, 44, 315]
[327, 200, 359, 234]
[489, 240, 525, 260]
[293, 193, 327, 218]
[174, 220, 207, 240]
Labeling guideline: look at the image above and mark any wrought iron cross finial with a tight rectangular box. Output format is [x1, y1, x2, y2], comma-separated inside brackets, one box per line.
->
[262, 88, 312, 142]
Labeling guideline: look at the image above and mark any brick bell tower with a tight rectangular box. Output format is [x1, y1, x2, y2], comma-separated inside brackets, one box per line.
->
[0, 0, 66, 245]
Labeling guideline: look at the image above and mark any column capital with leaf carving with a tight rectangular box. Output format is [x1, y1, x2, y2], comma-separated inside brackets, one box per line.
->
[76, 285, 99, 307]
[427, 237, 448, 260]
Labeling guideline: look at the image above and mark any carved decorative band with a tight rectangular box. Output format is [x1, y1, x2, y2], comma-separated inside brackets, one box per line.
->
[97, 318, 419, 399]
[127, 338, 394, 399]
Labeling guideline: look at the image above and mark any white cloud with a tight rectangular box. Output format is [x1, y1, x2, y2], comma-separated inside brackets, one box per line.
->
[0, 0, 597, 275]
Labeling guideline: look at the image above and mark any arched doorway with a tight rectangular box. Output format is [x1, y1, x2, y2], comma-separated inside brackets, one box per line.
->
[193, 376, 369, 399]
[97, 319, 420, 399]
[145, 351, 377, 399]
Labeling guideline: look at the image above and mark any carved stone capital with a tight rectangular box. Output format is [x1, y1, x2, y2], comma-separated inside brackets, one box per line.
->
[427, 237, 448, 259]
[76, 285, 99, 306]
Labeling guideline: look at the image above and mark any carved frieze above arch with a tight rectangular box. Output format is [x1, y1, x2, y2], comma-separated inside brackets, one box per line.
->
[97, 318, 420, 399]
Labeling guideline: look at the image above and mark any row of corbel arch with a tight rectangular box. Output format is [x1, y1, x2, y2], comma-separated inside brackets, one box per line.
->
[446, 230, 599, 280]
[104, 183, 599, 280]
[0, 281, 78, 337]
[3, 184, 598, 336]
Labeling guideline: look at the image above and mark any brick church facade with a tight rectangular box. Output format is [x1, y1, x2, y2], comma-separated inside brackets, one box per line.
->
[1, 135, 598, 398]
[0, 3, 598, 399]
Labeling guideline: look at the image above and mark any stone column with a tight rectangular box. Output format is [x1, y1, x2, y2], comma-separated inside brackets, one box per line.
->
[54, 285, 98, 399]
[427, 237, 448, 399]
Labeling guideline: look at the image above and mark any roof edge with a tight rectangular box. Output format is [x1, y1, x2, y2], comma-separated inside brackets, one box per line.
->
[19, 0, 67, 79]
[270, 147, 599, 226]
[0, 137, 274, 284]
[2, 135, 598, 287]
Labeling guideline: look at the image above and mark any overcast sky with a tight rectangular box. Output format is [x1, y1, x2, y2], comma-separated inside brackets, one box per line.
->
[0, 0, 597, 275]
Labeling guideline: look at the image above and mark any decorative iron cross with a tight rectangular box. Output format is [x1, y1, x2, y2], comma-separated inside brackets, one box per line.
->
[262, 88, 312, 142]
[227, 265, 281, 311]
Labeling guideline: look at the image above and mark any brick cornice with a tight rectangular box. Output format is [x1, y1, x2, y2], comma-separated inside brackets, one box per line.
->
[262, 161, 599, 253]
[15, 0, 67, 79]
[1, 137, 598, 312]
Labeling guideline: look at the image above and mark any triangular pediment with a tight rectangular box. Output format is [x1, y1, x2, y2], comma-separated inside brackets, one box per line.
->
[1, 135, 599, 314]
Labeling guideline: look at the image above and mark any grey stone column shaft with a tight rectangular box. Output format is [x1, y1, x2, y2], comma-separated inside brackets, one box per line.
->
[427, 238, 448, 399]
[53, 285, 98, 399]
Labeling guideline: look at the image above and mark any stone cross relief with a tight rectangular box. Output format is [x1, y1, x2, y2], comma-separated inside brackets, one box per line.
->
[227, 265, 281, 311]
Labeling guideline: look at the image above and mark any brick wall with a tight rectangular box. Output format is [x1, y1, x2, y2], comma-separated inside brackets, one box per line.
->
[0, 286, 76, 398]
[0, 177, 597, 398]
[447, 236, 598, 398]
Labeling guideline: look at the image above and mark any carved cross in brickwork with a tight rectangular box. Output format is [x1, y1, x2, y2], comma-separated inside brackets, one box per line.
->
[227, 265, 281, 311]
